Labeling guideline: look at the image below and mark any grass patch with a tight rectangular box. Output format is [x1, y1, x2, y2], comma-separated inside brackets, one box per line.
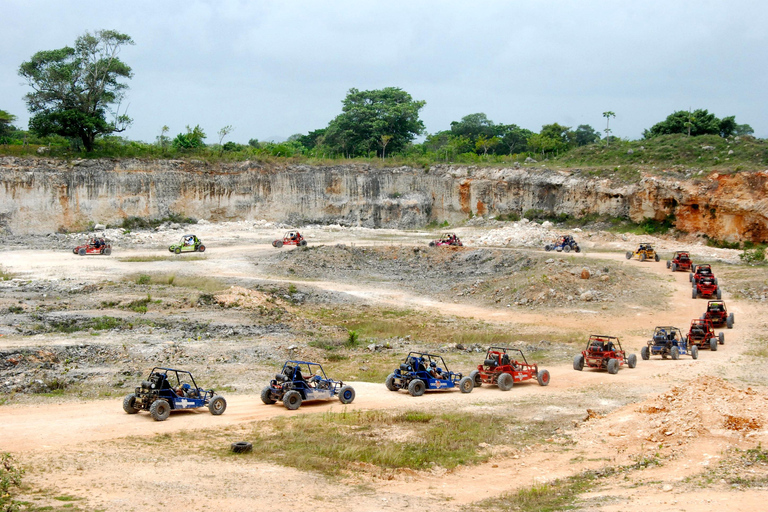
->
[245, 409, 551, 476]
[0, 266, 14, 281]
[120, 212, 197, 230]
[118, 255, 207, 262]
[47, 315, 130, 333]
[127, 273, 226, 292]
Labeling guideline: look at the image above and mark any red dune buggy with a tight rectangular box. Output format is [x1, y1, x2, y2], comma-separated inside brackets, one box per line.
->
[667, 251, 693, 272]
[469, 346, 550, 390]
[573, 334, 637, 374]
[272, 231, 307, 248]
[73, 237, 111, 256]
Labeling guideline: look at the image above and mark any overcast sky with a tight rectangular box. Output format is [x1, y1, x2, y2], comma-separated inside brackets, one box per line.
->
[2, 1, 766, 144]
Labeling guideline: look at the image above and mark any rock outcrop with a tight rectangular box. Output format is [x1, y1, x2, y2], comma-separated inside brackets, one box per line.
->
[0, 157, 765, 242]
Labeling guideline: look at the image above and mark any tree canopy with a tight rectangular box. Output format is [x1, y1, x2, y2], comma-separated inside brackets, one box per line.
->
[18, 29, 134, 152]
[322, 87, 426, 157]
[643, 109, 742, 139]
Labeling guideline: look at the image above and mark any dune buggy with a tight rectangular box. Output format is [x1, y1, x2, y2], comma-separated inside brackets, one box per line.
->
[545, 235, 580, 253]
[469, 346, 550, 390]
[429, 233, 463, 247]
[625, 243, 659, 262]
[690, 264, 717, 285]
[641, 326, 698, 360]
[261, 360, 355, 410]
[667, 251, 693, 272]
[73, 237, 112, 256]
[573, 335, 637, 374]
[702, 300, 734, 329]
[687, 318, 722, 351]
[272, 231, 307, 248]
[693, 275, 721, 299]
[123, 367, 227, 421]
[169, 234, 206, 254]
[385, 352, 473, 396]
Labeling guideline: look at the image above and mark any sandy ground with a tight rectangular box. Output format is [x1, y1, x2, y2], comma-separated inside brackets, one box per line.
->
[1, 224, 766, 511]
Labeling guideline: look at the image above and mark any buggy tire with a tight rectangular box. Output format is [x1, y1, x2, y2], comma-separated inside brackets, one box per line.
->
[283, 390, 302, 410]
[174, 247, 181, 254]
[640, 253, 646, 261]
[73, 248, 79, 254]
[122, 393, 139, 414]
[573, 354, 584, 371]
[104, 247, 111, 255]
[274, 240, 283, 248]
[575, 245, 581, 253]
[671, 263, 677, 272]
[625, 251, 632, 259]
[691, 345, 699, 360]
[469, 370, 482, 387]
[628, 354, 637, 368]
[545, 244, 552, 251]
[641, 346, 650, 360]
[716, 288, 722, 299]
[429, 241, 436, 247]
[654, 254, 660, 262]
[198, 245, 205, 252]
[537, 369, 550, 386]
[408, 379, 426, 397]
[666, 260, 671, 269]
[497, 373, 514, 391]
[727, 313, 734, 329]
[231, 441, 252, 454]
[208, 396, 226, 415]
[385, 373, 398, 391]
[339, 385, 355, 404]
[563, 245, 571, 253]
[671, 347, 680, 360]
[689, 272, 694, 282]
[169, 246, 174, 252]
[299, 240, 307, 246]
[714, 277, 718, 285]
[260, 386, 276, 404]
[149, 400, 171, 421]
[459, 376, 474, 393]
[607, 358, 620, 374]
[718, 332, 724, 345]
[710, 339, 718, 351]
[692, 288, 698, 299]
[78, 248, 86, 256]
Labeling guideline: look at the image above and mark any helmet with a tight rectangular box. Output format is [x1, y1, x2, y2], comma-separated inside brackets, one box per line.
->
[430, 361, 436, 367]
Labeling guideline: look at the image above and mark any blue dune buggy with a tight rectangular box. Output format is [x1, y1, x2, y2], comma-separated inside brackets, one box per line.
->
[123, 367, 227, 421]
[261, 360, 355, 410]
[385, 352, 473, 396]
[641, 326, 698, 360]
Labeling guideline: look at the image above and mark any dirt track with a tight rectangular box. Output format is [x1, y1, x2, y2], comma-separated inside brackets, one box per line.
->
[1, 224, 766, 511]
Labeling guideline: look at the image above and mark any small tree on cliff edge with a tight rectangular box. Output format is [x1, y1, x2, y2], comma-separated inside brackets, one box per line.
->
[18, 30, 134, 152]
[602, 111, 615, 146]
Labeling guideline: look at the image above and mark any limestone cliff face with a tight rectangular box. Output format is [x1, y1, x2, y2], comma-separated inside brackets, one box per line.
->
[0, 157, 765, 242]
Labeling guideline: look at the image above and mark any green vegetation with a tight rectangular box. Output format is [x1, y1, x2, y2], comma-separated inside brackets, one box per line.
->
[0, 266, 14, 281]
[245, 409, 553, 475]
[120, 212, 197, 230]
[129, 273, 225, 292]
[1, 453, 23, 512]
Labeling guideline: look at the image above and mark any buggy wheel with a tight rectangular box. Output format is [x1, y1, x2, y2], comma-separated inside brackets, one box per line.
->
[78, 248, 86, 256]
[385, 373, 398, 391]
[283, 390, 302, 410]
[231, 441, 253, 454]
[692, 288, 697, 299]
[274, 240, 283, 248]
[716, 288, 722, 299]
[299, 240, 307, 246]
[573, 354, 584, 371]
[710, 338, 718, 351]
[122, 393, 139, 414]
[575, 245, 581, 253]
[429, 241, 436, 247]
[174, 247, 181, 254]
[628, 354, 637, 368]
[607, 359, 620, 374]
[169, 246, 174, 252]
[671, 347, 680, 360]
[641, 346, 650, 360]
[104, 247, 111, 255]
[666, 260, 671, 269]
[689, 272, 694, 282]
[625, 251, 632, 259]
[640, 253, 646, 261]
[339, 385, 355, 404]
[727, 313, 734, 329]
[671, 263, 677, 272]
[73, 248, 79, 254]
[537, 369, 550, 386]
[691, 345, 699, 360]
[718, 332, 724, 345]
[149, 400, 171, 421]
[459, 376, 474, 393]
[408, 379, 426, 397]
[661, 352, 668, 360]
[208, 396, 227, 415]
[563, 245, 571, 253]
[469, 370, 482, 387]
[714, 277, 718, 285]
[654, 254, 660, 262]
[198, 245, 205, 252]
[260, 386, 276, 404]
[497, 373, 514, 391]
[545, 244, 552, 251]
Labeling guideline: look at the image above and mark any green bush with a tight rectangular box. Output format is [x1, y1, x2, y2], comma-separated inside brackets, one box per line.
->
[1, 452, 24, 512]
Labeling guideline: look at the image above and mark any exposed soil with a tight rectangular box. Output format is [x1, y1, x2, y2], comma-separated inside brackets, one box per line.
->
[1, 221, 766, 511]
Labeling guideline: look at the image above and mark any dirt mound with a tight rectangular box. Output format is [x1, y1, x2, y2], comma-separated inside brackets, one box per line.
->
[214, 286, 274, 308]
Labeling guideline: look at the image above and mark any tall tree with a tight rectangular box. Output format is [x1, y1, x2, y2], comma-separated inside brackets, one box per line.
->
[0, 110, 17, 138]
[18, 30, 134, 152]
[643, 109, 740, 139]
[323, 87, 425, 157]
[573, 124, 600, 146]
[497, 124, 533, 154]
[602, 111, 616, 146]
[450, 113, 497, 141]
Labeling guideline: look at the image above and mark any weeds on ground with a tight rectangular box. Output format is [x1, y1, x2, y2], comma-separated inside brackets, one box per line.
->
[0, 266, 14, 281]
[128, 273, 225, 292]
[1, 452, 24, 512]
[118, 255, 206, 262]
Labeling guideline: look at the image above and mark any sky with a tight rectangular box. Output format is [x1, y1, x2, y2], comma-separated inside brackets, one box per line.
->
[2, 0, 766, 144]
